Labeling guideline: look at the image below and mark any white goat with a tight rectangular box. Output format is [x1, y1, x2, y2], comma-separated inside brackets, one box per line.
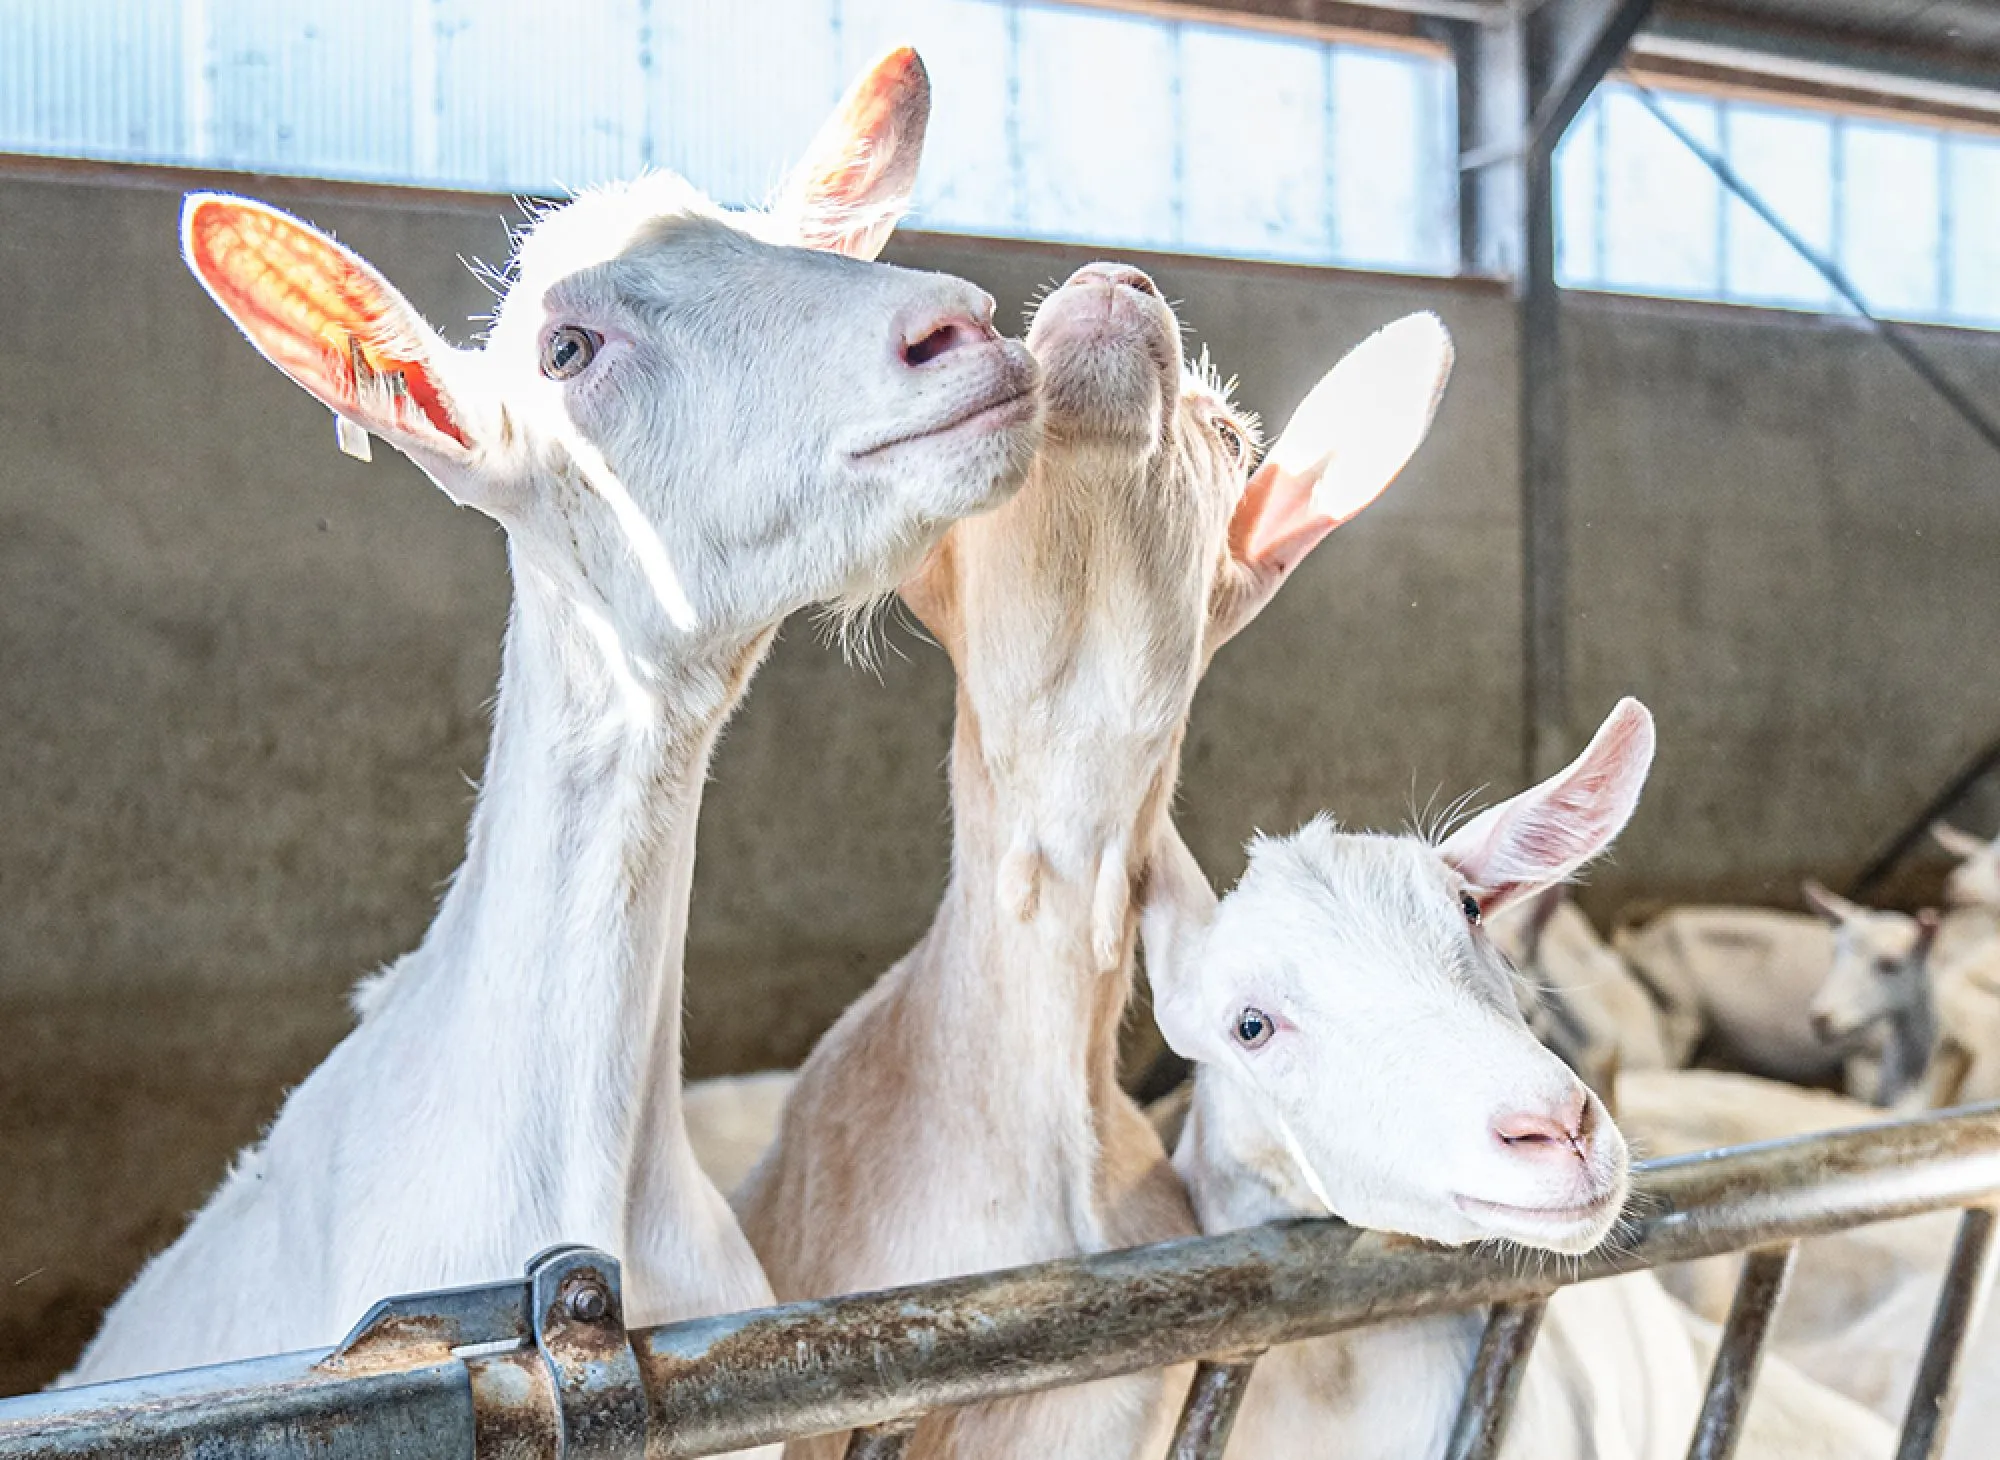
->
[1141, 701, 1892, 1460]
[734, 273, 1454, 1460]
[66, 51, 1045, 1389]
[1801, 883, 1943, 1106]
[1614, 904, 1844, 1086]
[1805, 886, 2000, 1110]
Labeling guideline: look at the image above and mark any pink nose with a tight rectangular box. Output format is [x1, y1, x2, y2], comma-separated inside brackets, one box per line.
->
[1492, 1086, 1591, 1163]
[1064, 262, 1161, 298]
[900, 295, 998, 368]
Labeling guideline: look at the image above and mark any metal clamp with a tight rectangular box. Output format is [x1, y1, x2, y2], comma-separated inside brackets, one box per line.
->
[529, 1245, 648, 1460]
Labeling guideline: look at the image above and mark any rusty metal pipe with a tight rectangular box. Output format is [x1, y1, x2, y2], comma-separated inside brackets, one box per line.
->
[637, 1106, 2000, 1456]
[1442, 1300, 1547, 1460]
[1687, 1244, 1797, 1460]
[6, 1106, 2000, 1460]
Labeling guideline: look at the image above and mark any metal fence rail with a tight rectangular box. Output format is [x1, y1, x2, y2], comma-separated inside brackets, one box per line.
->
[5, 1104, 2000, 1460]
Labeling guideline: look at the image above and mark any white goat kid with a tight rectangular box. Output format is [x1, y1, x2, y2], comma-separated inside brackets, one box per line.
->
[67, 52, 1043, 1389]
[735, 274, 1454, 1460]
[1143, 700, 1891, 1460]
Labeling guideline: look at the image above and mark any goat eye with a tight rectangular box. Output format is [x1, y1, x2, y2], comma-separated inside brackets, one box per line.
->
[1234, 1007, 1273, 1049]
[1461, 892, 1483, 925]
[1212, 418, 1246, 463]
[541, 325, 601, 381]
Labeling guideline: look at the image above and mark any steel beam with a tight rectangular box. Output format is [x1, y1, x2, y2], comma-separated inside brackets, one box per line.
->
[1458, 0, 1655, 779]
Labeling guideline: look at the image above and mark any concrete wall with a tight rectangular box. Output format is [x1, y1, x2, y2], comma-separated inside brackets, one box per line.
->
[2, 160, 1997, 1390]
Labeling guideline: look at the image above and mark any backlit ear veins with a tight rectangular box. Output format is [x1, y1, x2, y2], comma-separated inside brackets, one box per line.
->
[182, 195, 469, 452]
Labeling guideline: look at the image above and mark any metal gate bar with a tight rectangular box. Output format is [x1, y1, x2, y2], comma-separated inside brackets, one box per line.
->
[1443, 1299, 1547, 1460]
[842, 1418, 916, 1460]
[1687, 1244, 1797, 1460]
[1164, 1359, 1256, 1460]
[4, 1105, 1999, 1460]
[1897, 1204, 2000, 1460]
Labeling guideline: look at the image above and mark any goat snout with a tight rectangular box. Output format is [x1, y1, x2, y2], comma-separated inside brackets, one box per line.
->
[899, 294, 999, 369]
[1491, 1085, 1591, 1163]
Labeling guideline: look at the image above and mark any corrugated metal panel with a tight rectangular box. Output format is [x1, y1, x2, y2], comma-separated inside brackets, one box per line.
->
[0, 0, 185, 164]
[651, 0, 841, 208]
[0, 0, 1462, 277]
[433, 0, 651, 195]
[203, 0, 414, 178]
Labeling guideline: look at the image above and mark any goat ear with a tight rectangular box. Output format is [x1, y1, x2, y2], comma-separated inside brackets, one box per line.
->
[1208, 313, 1452, 652]
[1441, 698, 1655, 918]
[771, 46, 930, 260]
[182, 194, 478, 469]
[1801, 879, 1864, 926]
[1140, 823, 1228, 1064]
[1915, 908, 1943, 962]
[1931, 821, 1989, 861]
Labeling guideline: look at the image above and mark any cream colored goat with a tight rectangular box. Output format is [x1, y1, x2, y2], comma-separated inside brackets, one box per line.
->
[1615, 907, 1844, 1085]
[1491, 890, 1695, 1097]
[734, 279, 1454, 1460]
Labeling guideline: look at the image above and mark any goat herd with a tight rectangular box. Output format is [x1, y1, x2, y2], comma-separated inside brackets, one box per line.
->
[21, 44, 1996, 1460]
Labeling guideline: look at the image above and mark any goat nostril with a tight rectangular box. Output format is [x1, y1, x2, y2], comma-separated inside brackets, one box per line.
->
[902, 316, 986, 368]
[1494, 1089, 1590, 1155]
[1070, 263, 1161, 298]
[1493, 1113, 1566, 1148]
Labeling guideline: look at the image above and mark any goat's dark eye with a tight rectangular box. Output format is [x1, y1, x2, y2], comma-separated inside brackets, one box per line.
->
[1461, 892, 1483, 926]
[1234, 1007, 1273, 1048]
[1212, 418, 1247, 463]
[541, 325, 601, 381]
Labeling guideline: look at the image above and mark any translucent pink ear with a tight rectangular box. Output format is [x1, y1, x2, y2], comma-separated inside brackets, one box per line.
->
[1440, 698, 1656, 916]
[1932, 821, 1990, 861]
[1801, 879, 1866, 927]
[1209, 313, 1453, 652]
[181, 193, 473, 460]
[770, 46, 931, 260]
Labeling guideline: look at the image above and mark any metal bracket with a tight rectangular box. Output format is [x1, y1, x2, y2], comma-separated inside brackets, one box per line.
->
[319, 1245, 647, 1460]
[529, 1245, 649, 1460]
[324, 1273, 531, 1368]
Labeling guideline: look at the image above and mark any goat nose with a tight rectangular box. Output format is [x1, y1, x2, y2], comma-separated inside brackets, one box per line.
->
[1810, 1010, 1837, 1042]
[899, 296, 998, 369]
[1492, 1086, 1590, 1162]
[1065, 262, 1161, 298]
